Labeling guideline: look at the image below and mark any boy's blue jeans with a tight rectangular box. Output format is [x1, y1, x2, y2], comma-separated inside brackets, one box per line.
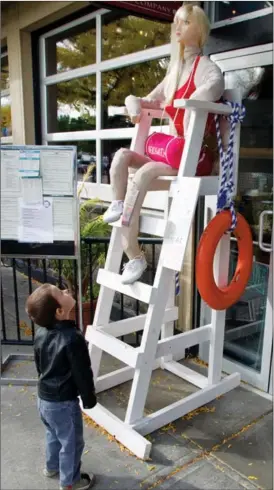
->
[38, 397, 85, 487]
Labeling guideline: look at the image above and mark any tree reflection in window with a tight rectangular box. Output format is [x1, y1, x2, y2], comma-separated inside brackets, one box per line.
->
[102, 57, 169, 129]
[102, 12, 171, 60]
[45, 19, 96, 76]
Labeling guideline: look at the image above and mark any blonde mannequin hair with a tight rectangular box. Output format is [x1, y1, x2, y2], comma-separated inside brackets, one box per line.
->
[164, 4, 211, 104]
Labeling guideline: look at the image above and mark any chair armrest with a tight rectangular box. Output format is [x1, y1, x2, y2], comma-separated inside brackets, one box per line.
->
[173, 99, 232, 116]
[122, 107, 168, 119]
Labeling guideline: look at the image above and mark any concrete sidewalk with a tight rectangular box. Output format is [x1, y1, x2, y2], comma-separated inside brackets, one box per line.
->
[1, 353, 273, 490]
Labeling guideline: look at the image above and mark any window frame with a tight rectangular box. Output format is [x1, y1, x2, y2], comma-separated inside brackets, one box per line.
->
[204, 1, 273, 29]
[39, 7, 171, 209]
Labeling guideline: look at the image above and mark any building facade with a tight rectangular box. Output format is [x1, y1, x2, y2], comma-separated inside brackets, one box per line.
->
[1, 1, 273, 394]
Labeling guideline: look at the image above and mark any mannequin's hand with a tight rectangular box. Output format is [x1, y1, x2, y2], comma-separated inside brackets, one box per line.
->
[125, 95, 141, 124]
[130, 114, 141, 124]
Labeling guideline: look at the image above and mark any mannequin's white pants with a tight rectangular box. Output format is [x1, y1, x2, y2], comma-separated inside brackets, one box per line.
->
[110, 148, 177, 259]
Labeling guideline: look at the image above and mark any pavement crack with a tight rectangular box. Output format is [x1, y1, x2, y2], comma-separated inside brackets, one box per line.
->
[144, 410, 273, 490]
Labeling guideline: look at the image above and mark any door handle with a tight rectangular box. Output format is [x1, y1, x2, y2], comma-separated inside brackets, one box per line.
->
[258, 210, 273, 252]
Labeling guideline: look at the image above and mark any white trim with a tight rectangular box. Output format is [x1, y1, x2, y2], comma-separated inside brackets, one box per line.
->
[269, 354, 273, 395]
[240, 380, 273, 401]
[95, 14, 102, 183]
[222, 356, 270, 392]
[213, 52, 273, 73]
[0, 136, 13, 144]
[98, 43, 170, 72]
[209, 6, 273, 29]
[44, 63, 97, 86]
[211, 43, 273, 62]
[45, 125, 168, 143]
[78, 182, 168, 210]
[39, 36, 47, 142]
[42, 8, 109, 40]
[43, 43, 170, 86]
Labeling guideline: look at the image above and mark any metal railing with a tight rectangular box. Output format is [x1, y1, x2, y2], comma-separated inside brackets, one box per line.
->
[1, 237, 163, 346]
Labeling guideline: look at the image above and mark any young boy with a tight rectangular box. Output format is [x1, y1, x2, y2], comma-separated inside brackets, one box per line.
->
[26, 283, 97, 490]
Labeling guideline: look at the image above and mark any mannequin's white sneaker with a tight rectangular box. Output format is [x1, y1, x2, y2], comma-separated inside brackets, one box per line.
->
[103, 200, 124, 223]
[121, 255, 147, 285]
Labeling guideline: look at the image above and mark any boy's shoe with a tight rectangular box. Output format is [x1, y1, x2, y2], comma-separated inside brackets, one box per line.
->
[103, 200, 124, 223]
[60, 472, 95, 490]
[121, 255, 147, 285]
[43, 468, 59, 478]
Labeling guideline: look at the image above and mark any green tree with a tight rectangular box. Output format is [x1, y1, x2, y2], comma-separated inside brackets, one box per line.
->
[56, 15, 170, 110]
[1, 104, 12, 132]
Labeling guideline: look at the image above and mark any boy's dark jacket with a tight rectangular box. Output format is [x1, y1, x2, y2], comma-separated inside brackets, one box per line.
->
[34, 319, 97, 409]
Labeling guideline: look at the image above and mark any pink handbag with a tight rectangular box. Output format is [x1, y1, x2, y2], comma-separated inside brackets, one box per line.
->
[145, 132, 184, 170]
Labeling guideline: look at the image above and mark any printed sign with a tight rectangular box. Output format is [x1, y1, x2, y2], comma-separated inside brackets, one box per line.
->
[101, 1, 182, 21]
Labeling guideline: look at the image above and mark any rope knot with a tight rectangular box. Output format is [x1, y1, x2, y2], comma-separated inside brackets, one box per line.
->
[217, 181, 234, 211]
[215, 99, 246, 232]
[224, 101, 246, 125]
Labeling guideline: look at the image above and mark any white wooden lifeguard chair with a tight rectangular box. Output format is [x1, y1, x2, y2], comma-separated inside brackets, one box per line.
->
[83, 90, 242, 460]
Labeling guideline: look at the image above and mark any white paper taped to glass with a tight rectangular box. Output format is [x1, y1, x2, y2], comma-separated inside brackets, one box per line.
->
[18, 197, 54, 243]
[19, 149, 40, 178]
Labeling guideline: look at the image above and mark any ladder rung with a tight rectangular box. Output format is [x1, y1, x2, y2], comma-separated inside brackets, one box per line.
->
[89, 328, 140, 368]
[97, 269, 157, 303]
[86, 306, 178, 340]
[111, 214, 166, 237]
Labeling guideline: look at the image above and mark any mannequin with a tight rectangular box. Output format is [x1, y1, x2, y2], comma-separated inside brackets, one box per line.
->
[103, 4, 224, 284]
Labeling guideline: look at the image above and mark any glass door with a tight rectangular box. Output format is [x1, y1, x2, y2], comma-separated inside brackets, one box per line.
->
[200, 45, 273, 392]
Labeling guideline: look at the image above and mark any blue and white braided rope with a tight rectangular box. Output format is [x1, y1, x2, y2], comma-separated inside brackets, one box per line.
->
[175, 271, 180, 296]
[215, 100, 246, 231]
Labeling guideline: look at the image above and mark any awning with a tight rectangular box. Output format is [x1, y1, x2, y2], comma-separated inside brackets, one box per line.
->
[97, 1, 183, 21]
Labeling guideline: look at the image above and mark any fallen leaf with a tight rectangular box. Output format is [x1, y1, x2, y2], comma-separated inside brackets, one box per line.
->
[248, 463, 253, 466]
[248, 476, 258, 481]
[147, 465, 156, 471]
[84, 450, 89, 455]
[228, 444, 232, 448]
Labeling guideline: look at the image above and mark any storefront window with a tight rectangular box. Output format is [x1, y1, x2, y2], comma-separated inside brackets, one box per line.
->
[101, 12, 170, 60]
[101, 139, 131, 183]
[45, 19, 96, 76]
[47, 75, 96, 133]
[40, 9, 170, 195]
[1, 52, 12, 137]
[1, 95, 12, 136]
[102, 57, 169, 129]
[48, 140, 96, 180]
[213, 1, 273, 22]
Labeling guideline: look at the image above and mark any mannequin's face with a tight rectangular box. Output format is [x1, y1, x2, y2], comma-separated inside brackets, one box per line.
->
[174, 8, 200, 47]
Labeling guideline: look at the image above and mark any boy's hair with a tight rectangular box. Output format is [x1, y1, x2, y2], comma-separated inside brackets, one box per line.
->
[25, 283, 60, 327]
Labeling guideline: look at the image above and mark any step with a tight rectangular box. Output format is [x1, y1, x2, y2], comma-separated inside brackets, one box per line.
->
[97, 269, 157, 303]
[88, 328, 141, 368]
[128, 174, 219, 197]
[85, 306, 178, 341]
[111, 213, 166, 237]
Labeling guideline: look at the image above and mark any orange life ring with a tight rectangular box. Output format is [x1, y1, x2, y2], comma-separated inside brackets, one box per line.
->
[196, 210, 253, 310]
